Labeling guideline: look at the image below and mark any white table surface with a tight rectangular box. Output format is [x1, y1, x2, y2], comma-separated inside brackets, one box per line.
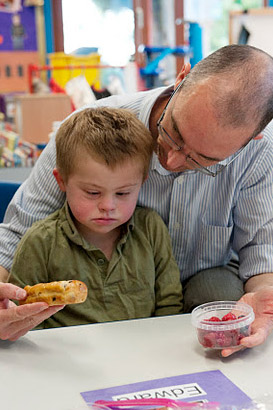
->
[0, 314, 272, 410]
[0, 166, 32, 182]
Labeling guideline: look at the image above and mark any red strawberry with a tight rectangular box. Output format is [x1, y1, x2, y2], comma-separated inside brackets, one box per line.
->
[202, 332, 217, 348]
[222, 312, 236, 321]
[205, 316, 221, 322]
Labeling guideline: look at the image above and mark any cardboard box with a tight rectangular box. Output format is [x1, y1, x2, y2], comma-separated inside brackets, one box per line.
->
[15, 93, 72, 144]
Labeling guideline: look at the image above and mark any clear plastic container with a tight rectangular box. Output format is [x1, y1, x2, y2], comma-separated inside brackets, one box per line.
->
[191, 301, 255, 349]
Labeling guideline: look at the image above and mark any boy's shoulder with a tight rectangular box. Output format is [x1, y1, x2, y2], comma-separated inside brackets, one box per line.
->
[133, 206, 165, 225]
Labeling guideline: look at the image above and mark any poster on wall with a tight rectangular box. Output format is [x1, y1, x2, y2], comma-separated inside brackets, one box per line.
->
[0, 0, 22, 13]
[0, 1, 37, 51]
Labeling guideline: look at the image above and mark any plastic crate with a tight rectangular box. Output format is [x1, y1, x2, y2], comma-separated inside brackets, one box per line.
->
[48, 52, 101, 89]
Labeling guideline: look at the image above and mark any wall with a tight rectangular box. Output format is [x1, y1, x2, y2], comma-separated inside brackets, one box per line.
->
[229, 8, 273, 56]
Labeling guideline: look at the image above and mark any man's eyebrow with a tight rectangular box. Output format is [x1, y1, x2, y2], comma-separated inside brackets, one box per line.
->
[171, 114, 224, 162]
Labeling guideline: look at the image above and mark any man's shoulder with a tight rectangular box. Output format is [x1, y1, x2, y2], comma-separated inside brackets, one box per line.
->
[22, 209, 62, 241]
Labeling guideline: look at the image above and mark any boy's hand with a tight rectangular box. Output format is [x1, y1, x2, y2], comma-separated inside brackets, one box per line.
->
[0, 283, 64, 341]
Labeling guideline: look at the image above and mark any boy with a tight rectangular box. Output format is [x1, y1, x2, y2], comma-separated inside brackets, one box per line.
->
[9, 107, 183, 329]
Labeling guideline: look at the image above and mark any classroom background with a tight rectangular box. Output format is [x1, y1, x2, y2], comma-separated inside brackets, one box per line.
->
[0, 0, 272, 176]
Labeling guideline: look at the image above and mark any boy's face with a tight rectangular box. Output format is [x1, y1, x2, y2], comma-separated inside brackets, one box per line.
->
[54, 151, 144, 237]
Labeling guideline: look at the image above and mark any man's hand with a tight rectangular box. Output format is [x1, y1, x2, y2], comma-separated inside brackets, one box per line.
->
[221, 287, 273, 357]
[0, 283, 64, 341]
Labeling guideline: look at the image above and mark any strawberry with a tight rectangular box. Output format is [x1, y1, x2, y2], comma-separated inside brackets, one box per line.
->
[205, 316, 221, 322]
[222, 312, 237, 321]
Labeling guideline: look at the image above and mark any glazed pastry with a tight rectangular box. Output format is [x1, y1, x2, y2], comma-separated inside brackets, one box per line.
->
[19, 280, 88, 306]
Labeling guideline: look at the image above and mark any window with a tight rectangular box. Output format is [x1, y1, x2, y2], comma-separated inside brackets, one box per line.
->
[61, 0, 134, 66]
[17, 65, 24, 77]
[184, 0, 263, 57]
[5, 66, 12, 77]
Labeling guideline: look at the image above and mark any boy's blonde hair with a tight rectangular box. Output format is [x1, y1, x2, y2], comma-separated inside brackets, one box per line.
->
[55, 107, 155, 181]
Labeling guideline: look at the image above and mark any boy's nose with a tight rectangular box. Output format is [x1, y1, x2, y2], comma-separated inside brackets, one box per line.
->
[98, 196, 116, 212]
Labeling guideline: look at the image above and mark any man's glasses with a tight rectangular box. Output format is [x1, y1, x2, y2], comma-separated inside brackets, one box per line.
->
[156, 81, 251, 177]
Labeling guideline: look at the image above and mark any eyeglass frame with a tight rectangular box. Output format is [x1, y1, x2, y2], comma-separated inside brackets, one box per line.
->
[156, 80, 252, 177]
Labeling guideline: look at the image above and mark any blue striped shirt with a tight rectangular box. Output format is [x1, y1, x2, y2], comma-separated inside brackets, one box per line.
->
[1, 87, 273, 281]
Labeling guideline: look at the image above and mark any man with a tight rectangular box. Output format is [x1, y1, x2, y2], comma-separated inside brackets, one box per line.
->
[1, 44, 273, 355]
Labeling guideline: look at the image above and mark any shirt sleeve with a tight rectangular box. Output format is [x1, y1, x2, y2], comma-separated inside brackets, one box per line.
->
[233, 134, 273, 280]
[144, 210, 183, 316]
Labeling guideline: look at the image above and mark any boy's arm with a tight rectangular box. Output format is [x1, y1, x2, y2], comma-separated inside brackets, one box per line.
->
[9, 224, 50, 289]
[147, 211, 183, 316]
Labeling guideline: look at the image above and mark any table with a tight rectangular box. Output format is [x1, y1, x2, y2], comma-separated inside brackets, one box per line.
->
[0, 314, 272, 410]
[0, 166, 32, 182]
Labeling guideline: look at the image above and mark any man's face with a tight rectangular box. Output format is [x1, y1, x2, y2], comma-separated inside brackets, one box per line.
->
[156, 82, 256, 173]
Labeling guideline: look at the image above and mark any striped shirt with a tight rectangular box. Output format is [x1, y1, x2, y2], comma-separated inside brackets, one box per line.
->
[1, 87, 273, 281]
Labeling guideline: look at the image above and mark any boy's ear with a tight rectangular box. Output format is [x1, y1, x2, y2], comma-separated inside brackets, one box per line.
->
[53, 168, 66, 192]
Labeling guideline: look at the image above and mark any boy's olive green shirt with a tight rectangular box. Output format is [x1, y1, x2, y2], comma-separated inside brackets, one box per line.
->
[10, 203, 183, 328]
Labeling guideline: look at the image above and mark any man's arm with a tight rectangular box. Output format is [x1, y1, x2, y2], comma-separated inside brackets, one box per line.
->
[0, 136, 65, 272]
[244, 272, 273, 292]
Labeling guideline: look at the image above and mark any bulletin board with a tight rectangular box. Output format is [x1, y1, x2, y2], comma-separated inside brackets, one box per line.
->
[0, 1, 37, 51]
[0, 1, 39, 92]
[229, 8, 273, 57]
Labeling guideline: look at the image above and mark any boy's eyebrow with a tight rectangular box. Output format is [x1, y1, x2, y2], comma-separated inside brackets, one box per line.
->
[170, 114, 224, 162]
[82, 182, 140, 189]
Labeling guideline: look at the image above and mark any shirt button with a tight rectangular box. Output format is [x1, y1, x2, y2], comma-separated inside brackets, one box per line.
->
[97, 258, 105, 266]
[177, 177, 184, 184]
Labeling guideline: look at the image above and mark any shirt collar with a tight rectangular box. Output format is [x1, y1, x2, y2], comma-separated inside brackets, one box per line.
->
[60, 201, 135, 249]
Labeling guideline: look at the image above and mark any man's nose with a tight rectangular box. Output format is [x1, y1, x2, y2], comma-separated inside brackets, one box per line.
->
[166, 149, 188, 169]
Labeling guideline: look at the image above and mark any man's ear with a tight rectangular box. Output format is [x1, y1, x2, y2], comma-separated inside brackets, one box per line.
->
[174, 62, 191, 89]
[53, 168, 66, 192]
[142, 174, 148, 183]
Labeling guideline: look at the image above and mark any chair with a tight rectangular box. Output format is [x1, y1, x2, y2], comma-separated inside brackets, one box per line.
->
[0, 181, 21, 223]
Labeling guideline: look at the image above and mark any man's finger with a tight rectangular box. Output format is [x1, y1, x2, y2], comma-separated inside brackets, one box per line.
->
[0, 302, 49, 322]
[221, 345, 245, 357]
[0, 305, 65, 341]
[0, 283, 26, 300]
[240, 328, 267, 347]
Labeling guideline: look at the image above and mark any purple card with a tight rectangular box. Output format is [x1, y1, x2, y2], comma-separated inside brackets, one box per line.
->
[81, 370, 252, 407]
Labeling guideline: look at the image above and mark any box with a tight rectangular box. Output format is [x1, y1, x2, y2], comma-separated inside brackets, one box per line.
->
[191, 301, 255, 349]
[49, 52, 101, 89]
[15, 93, 72, 144]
